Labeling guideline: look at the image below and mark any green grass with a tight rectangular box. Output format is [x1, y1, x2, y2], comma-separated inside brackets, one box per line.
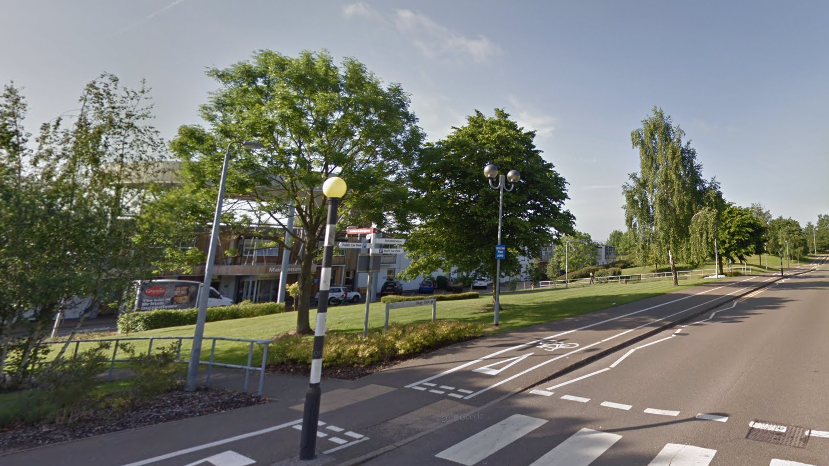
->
[103, 276, 725, 366]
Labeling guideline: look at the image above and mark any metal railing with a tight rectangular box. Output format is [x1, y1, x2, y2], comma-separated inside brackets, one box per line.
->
[40, 335, 271, 396]
[539, 266, 752, 289]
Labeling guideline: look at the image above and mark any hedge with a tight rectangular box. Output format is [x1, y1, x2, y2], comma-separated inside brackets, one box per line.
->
[118, 301, 285, 333]
[380, 292, 480, 303]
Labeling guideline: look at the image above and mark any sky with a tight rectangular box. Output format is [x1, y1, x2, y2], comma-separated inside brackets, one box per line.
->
[2, 0, 827, 241]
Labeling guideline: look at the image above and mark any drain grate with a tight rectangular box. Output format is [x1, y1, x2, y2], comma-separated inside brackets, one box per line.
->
[746, 420, 809, 448]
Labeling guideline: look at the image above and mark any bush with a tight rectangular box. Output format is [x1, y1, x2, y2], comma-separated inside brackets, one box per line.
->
[594, 267, 622, 277]
[380, 292, 480, 303]
[435, 275, 448, 290]
[117, 301, 285, 333]
[269, 321, 484, 368]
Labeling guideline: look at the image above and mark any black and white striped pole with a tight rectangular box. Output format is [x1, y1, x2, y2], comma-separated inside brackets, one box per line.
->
[299, 176, 347, 460]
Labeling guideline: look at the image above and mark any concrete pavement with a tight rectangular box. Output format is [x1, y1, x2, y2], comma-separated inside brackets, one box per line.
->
[1, 258, 824, 466]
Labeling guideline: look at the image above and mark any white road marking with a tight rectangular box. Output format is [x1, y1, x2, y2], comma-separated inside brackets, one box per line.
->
[750, 421, 787, 432]
[696, 413, 729, 422]
[329, 437, 348, 445]
[323, 436, 369, 454]
[440, 385, 456, 390]
[645, 408, 680, 417]
[449, 393, 465, 399]
[412, 386, 427, 390]
[429, 390, 446, 394]
[647, 443, 716, 465]
[344, 431, 364, 439]
[406, 279, 750, 390]
[435, 414, 547, 466]
[326, 425, 344, 432]
[528, 428, 621, 466]
[610, 336, 675, 368]
[561, 395, 590, 403]
[473, 353, 534, 375]
[457, 389, 474, 394]
[292, 425, 302, 430]
[601, 401, 632, 410]
[769, 460, 816, 466]
[547, 368, 611, 390]
[674, 328, 684, 334]
[119, 419, 302, 466]
[183, 451, 256, 466]
[422, 382, 436, 387]
[530, 389, 554, 396]
[316, 431, 327, 438]
[463, 278, 760, 400]
[809, 429, 829, 438]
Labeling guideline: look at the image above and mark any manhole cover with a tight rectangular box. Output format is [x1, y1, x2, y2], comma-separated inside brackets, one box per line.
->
[746, 420, 809, 448]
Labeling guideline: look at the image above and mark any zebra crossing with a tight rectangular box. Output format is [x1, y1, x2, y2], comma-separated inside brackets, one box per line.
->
[433, 414, 822, 466]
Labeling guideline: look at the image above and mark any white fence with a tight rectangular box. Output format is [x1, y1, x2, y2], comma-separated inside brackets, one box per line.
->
[538, 266, 752, 289]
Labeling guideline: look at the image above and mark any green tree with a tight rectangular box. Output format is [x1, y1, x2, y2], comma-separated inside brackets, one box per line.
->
[401, 109, 574, 287]
[767, 217, 805, 268]
[606, 229, 634, 257]
[623, 107, 707, 285]
[0, 76, 164, 386]
[717, 205, 767, 268]
[809, 214, 829, 253]
[165, 50, 423, 335]
[546, 231, 595, 278]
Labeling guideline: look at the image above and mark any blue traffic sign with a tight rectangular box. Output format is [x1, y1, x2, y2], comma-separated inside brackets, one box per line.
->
[495, 244, 506, 260]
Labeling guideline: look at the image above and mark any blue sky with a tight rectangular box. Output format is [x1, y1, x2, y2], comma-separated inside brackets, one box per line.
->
[2, 0, 826, 240]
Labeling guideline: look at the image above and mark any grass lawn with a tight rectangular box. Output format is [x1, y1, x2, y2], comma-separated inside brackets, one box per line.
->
[106, 276, 728, 366]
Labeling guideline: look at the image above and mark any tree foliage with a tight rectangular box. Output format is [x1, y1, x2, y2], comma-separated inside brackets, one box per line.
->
[400, 109, 574, 282]
[0, 75, 164, 387]
[162, 50, 423, 334]
[623, 107, 709, 284]
[606, 229, 634, 257]
[767, 217, 806, 261]
[545, 231, 595, 278]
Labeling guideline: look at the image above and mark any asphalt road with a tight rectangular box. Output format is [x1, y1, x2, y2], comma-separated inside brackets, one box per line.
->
[362, 260, 829, 466]
[2, 260, 825, 466]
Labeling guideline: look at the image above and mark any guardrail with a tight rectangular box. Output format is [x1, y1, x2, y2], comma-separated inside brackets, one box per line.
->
[39, 335, 270, 396]
[539, 266, 752, 289]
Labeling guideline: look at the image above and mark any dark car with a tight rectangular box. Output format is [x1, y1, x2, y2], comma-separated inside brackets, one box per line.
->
[380, 280, 404, 296]
[418, 278, 435, 294]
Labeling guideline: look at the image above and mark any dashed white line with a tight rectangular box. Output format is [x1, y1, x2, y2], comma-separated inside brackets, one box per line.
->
[440, 385, 456, 390]
[345, 431, 364, 439]
[329, 437, 348, 445]
[810, 430, 829, 438]
[696, 413, 729, 422]
[645, 408, 680, 417]
[429, 389, 445, 394]
[422, 382, 436, 387]
[561, 395, 590, 403]
[529, 389, 554, 396]
[449, 393, 465, 399]
[326, 425, 344, 432]
[601, 401, 632, 410]
[412, 386, 426, 391]
[457, 389, 474, 394]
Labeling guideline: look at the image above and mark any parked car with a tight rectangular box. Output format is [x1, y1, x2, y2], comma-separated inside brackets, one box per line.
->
[314, 286, 361, 305]
[418, 278, 435, 294]
[472, 277, 492, 289]
[379, 280, 404, 297]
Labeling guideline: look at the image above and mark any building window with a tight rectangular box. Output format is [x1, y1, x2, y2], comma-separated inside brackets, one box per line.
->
[243, 239, 279, 256]
[386, 269, 396, 280]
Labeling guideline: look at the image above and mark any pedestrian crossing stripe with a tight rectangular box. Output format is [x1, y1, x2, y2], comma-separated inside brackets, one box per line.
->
[433, 415, 818, 466]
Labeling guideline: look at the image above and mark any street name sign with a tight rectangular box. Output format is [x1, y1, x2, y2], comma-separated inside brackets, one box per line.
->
[371, 248, 405, 255]
[337, 242, 365, 249]
[347, 227, 376, 235]
[372, 238, 406, 245]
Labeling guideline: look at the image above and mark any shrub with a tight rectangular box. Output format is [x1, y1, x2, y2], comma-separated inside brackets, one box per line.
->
[594, 267, 622, 277]
[435, 275, 448, 290]
[380, 292, 479, 303]
[117, 301, 285, 333]
[122, 341, 184, 399]
[269, 321, 484, 368]
[507, 279, 519, 291]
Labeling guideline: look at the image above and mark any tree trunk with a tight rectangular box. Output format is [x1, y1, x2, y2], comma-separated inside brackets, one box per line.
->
[668, 249, 678, 286]
[295, 239, 316, 335]
[717, 255, 724, 276]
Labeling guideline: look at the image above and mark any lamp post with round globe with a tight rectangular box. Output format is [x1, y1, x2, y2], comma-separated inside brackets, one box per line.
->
[299, 176, 347, 460]
[484, 164, 520, 326]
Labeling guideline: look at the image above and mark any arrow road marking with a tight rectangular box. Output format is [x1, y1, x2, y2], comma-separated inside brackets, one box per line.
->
[183, 451, 256, 466]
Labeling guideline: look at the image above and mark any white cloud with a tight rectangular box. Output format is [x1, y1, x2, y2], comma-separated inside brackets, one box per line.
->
[342, 4, 500, 64]
[508, 96, 557, 138]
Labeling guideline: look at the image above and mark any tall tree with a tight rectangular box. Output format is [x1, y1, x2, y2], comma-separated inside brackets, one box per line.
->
[717, 205, 767, 267]
[767, 217, 805, 266]
[0, 76, 164, 387]
[546, 231, 595, 278]
[623, 107, 707, 285]
[166, 50, 423, 335]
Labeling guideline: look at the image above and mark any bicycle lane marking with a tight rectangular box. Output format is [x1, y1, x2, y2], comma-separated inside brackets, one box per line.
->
[406, 277, 759, 392]
[461, 276, 764, 399]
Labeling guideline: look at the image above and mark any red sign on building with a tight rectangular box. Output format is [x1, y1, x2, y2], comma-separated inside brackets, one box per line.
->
[346, 227, 376, 235]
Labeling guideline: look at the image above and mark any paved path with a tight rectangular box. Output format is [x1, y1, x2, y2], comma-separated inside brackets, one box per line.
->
[1, 258, 824, 466]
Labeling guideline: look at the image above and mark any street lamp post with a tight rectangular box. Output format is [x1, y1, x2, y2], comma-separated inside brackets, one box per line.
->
[299, 176, 347, 460]
[484, 164, 520, 327]
[814, 225, 818, 255]
[186, 141, 262, 392]
[786, 240, 790, 269]
[565, 241, 569, 289]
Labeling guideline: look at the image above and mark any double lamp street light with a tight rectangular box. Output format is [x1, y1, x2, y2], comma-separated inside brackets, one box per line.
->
[484, 164, 520, 327]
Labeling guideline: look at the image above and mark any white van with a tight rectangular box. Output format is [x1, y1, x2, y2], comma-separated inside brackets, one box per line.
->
[132, 280, 233, 311]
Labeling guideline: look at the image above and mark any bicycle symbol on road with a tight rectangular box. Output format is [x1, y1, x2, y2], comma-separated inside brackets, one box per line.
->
[537, 340, 579, 352]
